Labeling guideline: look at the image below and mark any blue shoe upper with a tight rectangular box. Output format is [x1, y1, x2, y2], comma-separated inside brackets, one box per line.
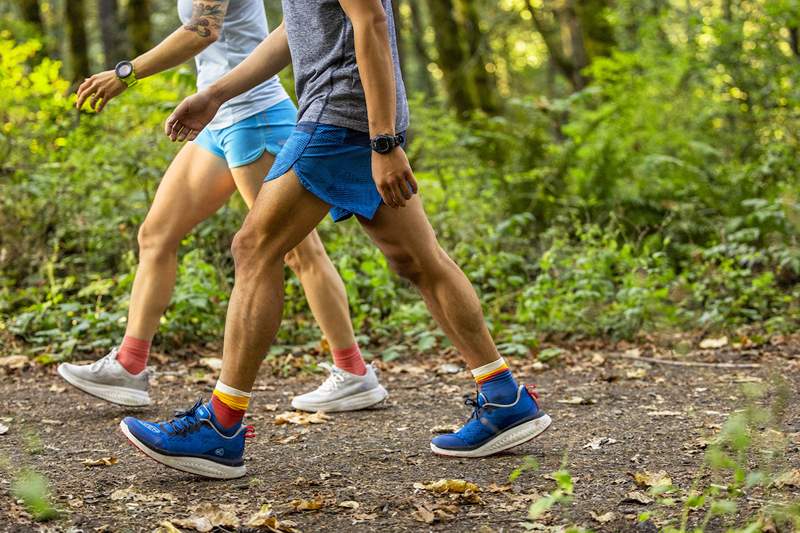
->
[431, 385, 544, 451]
[122, 400, 248, 467]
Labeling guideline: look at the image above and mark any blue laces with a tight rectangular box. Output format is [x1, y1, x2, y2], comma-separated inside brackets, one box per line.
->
[163, 400, 204, 435]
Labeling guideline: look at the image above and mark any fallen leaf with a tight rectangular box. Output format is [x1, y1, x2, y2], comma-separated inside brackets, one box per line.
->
[414, 479, 480, 494]
[353, 512, 378, 521]
[648, 410, 682, 417]
[624, 348, 642, 357]
[633, 470, 672, 488]
[263, 403, 279, 411]
[0, 423, 8, 435]
[110, 486, 177, 504]
[437, 363, 461, 374]
[411, 504, 436, 524]
[41, 419, 62, 425]
[773, 469, 800, 488]
[557, 396, 597, 405]
[0, 355, 28, 369]
[582, 437, 618, 450]
[290, 497, 324, 511]
[172, 516, 213, 532]
[245, 504, 301, 532]
[154, 521, 182, 533]
[82, 456, 118, 467]
[486, 483, 512, 493]
[48, 384, 66, 393]
[622, 491, 654, 504]
[387, 364, 426, 375]
[590, 511, 616, 523]
[338, 500, 360, 509]
[699, 336, 728, 349]
[199, 357, 223, 371]
[189, 503, 239, 528]
[275, 411, 331, 425]
[429, 424, 460, 434]
[626, 368, 647, 380]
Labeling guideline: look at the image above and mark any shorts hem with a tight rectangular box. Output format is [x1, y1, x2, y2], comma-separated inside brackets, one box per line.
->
[227, 148, 267, 169]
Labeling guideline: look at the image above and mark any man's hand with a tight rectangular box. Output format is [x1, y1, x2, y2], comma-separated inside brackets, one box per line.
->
[371, 147, 418, 208]
[76, 70, 126, 112]
[164, 90, 221, 142]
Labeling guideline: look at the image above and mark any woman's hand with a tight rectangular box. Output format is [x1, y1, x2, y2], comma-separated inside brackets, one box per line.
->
[371, 147, 418, 208]
[76, 70, 126, 112]
[164, 90, 222, 142]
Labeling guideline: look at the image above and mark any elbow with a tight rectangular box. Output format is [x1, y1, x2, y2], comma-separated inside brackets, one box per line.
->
[353, 10, 388, 32]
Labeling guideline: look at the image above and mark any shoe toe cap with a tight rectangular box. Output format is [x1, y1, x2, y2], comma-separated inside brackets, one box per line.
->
[431, 433, 470, 450]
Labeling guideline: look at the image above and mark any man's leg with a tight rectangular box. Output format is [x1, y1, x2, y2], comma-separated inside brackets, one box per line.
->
[358, 196, 551, 457]
[59, 143, 235, 406]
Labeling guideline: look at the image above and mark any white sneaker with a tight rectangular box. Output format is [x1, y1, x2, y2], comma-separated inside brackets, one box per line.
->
[58, 347, 151, 407]
[291, 363, 388, 412]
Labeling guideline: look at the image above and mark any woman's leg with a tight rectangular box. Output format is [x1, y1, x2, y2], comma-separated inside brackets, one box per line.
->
[124, 143, 236, 341]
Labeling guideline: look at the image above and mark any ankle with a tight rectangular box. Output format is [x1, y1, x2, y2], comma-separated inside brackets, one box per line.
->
[331, 343, 367, 376]
[116, 335, 151, 375]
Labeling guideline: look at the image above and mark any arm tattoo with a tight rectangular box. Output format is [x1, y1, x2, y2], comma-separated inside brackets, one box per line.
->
[184, 0, 229, 38]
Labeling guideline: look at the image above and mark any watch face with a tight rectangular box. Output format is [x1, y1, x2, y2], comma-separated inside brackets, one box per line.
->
[375, 138, 390, 152]
[116, 62, 132, 78]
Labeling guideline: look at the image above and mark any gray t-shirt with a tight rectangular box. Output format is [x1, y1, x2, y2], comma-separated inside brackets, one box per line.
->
[178, 0, 289, 130]
[281, 0, 409, 133]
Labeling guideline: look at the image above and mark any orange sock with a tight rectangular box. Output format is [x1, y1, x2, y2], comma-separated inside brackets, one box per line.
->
[332, 343, 367, 376]
[116, 336, 150, 375]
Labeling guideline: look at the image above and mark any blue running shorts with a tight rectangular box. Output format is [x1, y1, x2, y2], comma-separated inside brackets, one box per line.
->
[265, 122, 406, 222]
[193, 98, 297, 168]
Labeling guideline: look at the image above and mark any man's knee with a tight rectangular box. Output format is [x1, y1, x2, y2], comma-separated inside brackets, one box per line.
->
[385, 246, 449, 284]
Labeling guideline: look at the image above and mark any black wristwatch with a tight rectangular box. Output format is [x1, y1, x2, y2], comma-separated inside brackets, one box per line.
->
[370, 133, 404, 154]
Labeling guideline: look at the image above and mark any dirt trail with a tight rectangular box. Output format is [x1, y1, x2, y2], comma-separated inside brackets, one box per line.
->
[1, 342, 798, 532]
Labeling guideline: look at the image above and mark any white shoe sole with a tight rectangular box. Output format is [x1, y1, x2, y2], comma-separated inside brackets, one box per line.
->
[430, 414, 552, 458]
[291, 385, 388, 413]
[58, 364, 150, 407]
[119, 420, 246, 480]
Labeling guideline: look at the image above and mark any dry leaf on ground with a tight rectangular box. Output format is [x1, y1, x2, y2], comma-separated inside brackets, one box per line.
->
[110, 486, 177, 505]
[199, 357, 223, 371]
[414, 479, 480, 494]
[290, 497, 324, 511]
[82, 456, 118, 467]
[582, 437, 618, 450]
[0, 423, 8, 435]
[245, 505, 301, 532]
[626, 368, 647, 380]
[275, 411, 331, 425]
[338, 500, 359, 509]
[0, 355, 28, 369]
[154, 521, 182, 533]
[773, 469, 800, 488]
[590, 511, 616, 523]
[633, 470, 672, 488]
[412, 504, 436, 524]
[171, 516, 213, 532]
[699, 336, 728, 349]
[189, 503, 240, 528]
[622, 491, 654, 504]
[557, 396, 597, 405]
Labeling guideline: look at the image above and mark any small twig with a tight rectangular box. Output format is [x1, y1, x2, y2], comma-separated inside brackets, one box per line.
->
[608, 353, 761, 369]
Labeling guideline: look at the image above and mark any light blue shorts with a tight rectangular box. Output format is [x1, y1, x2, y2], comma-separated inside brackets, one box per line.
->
[193, 99, 297, 168]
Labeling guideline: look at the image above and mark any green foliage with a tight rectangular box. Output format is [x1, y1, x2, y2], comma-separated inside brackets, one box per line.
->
[3, 0, 800, 358]
[11, 469, 60, 522]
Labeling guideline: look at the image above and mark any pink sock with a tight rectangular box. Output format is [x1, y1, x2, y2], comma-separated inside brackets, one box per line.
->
[116, 335, 151, 375]
[332, 343, 367, 376]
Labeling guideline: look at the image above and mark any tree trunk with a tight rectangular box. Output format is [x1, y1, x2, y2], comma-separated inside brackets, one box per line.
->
[127, 0, 152, 56]
[406, 0, 435, 96]
[790, 26, 800, 59]
[16, 0, 44, 33]
[426, 0, 478, 115]
[455, 0, 500, 113]
[525, 0, 584, 90]
[65, 0, 90, 84]
[98, 0, 126, 69]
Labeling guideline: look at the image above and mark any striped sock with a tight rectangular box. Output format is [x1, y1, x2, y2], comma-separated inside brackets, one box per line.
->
[116, 336, 151, 375]
[210, 381, 251, 429]
[471, 357, 519, 404]
[332, 343, 367, 376]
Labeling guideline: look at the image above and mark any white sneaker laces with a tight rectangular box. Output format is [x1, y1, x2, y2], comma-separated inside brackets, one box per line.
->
[90, 347, 118, 372]
[318, 362, 347, 392]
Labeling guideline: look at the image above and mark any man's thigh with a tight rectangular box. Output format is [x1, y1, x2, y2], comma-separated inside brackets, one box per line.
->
[356, 196, 440, 260]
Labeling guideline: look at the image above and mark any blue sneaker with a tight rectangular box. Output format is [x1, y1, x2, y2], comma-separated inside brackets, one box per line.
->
[430, 384, 551, 457]
[119, 400, 253, 479]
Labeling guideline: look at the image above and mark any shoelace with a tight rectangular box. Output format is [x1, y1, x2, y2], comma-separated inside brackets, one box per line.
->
[463, 393, 491, 422]
[164, 399, 204, 435]
[90, 348, 118, 372]
[318, 362, 347, 392]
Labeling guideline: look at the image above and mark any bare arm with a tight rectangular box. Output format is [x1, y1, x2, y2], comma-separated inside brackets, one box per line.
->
[339, 0, 417, 208]
[76, 0, 229, 112]
[164, 23, 291, 141]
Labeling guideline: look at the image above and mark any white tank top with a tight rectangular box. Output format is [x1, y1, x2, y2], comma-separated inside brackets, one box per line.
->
[177, 0, 289, 130]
